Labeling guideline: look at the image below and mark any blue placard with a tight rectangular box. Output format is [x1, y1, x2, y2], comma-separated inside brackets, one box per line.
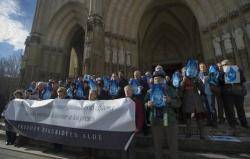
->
[103, 76, 110, 91]
[223, 65, 240, 84]
[208, 136, 241, 142]
[42, 84, 52, 100]
[89, 79, 97, 91]
[67, 88, 73, 99]
[129, 79, 141, 95]
[150, 84, 166, 108]
[185, 59, 198, 78]
[172, 71, 181, 88]
[109, 80, 119, 96]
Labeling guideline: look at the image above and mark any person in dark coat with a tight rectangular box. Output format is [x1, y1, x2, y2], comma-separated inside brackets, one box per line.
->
[118, 70, 128, 98]
[96, 78, 109, 100]
[181, 75, 206, 139]
[144, 67, 180, 159]
[220, 59, 248, 128]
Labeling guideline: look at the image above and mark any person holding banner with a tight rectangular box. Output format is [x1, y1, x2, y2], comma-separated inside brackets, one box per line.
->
[221, 59, 248, 128]
[57, 87, 69, 99]
[4, 90, 23, 145]
[145, 66, 180, 159]
[122, 85, 144, 159]
[130, 70, 149, 135]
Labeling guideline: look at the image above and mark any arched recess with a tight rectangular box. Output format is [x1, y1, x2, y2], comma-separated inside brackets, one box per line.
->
[137, 2, 203, 73]
[43, 1, 88, 79]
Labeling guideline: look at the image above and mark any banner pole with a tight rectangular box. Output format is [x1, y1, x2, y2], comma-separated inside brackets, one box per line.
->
[124, 132, 135, 151]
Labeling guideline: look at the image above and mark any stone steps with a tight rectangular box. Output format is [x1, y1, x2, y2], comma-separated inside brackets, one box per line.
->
[0, 138, 249, 159]
[135, 147, 250, 159]
[136, 134, 250, 153]
[1, 118, 250, 158]
[1, 128, 249, 155]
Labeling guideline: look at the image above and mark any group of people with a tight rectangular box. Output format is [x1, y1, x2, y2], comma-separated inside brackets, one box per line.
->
[3, 58, 249, 159]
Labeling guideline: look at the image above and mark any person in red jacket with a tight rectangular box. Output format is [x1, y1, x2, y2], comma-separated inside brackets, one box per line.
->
[122, 85, 144, 159]
[124, 85, 144, 132]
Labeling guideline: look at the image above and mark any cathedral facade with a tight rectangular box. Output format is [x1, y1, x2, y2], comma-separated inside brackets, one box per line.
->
[21, 0, 250, 83]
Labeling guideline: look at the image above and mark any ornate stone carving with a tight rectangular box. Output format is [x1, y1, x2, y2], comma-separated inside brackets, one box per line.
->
[246, 23, 250, 40]
[212, 35, 222, 56]
[222, 32, 233, 54]
[126, 52, 131, 66]
[233, 27, 245, 50]
[118, 48, 125, 65]
[112, 47, 117, 64]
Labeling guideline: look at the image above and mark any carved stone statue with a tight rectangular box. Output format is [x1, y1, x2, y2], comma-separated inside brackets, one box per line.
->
[212, 35, 222, 56]
[233, 27, 245, 50]
[246, 23, 250, 40]
[118, 49, 125, 65]
[222, 31, 233, 54]
[112, 48, 117, 64]
[105, 47, 110, 63]
[126, 52, 131, 66]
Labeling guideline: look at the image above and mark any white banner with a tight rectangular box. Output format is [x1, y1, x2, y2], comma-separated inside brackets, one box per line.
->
[4, 98, 136, 150]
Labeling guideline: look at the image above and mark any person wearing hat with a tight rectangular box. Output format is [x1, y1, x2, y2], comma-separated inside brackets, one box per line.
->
[220, 59, 248, 128]
[144, 66, 180, 159]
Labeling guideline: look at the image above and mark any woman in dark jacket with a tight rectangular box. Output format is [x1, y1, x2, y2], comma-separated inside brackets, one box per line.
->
[181, 75, 205, 139]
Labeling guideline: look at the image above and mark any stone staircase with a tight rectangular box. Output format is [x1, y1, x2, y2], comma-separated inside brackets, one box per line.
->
[0, 118, 250, 159]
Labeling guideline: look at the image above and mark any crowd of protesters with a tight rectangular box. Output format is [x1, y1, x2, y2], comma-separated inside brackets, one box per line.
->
[2, 58, 249, 159]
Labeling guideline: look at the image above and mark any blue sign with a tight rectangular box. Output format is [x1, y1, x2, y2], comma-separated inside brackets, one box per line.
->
[208, 136, 241, 142]
[42, 84, 52, 100]
[89, 79, 97, 91]
[150, 84, 166, 108]
[67, 88, 73, 99]
[109, 80, 119, 96]
[129, 79, 141, 95]
[185, 59, 198, 78]
[223, 65, 240, 84]
[172, 71, 181, 88]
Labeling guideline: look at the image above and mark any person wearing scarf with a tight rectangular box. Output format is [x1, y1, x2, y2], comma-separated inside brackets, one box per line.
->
[144, 66, 180, 159]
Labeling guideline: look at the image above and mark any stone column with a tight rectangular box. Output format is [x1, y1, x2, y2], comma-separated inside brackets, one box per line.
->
[21, 33, 43, 85]
[233, 27, 250, 79]
[83, 0, 105, 75]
